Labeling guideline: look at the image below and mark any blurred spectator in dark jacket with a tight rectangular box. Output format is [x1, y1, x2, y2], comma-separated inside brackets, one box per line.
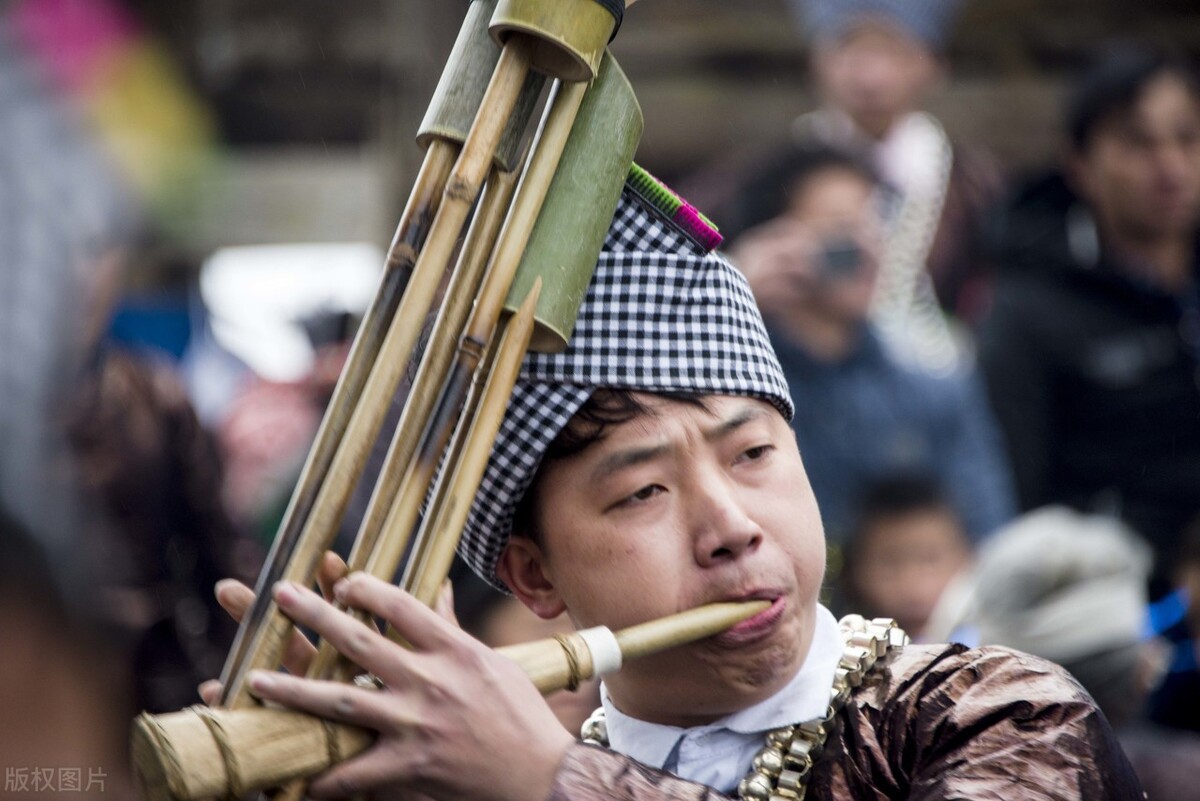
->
[979, 45, 1200, 593]
[839, 474, 973, 641]
[939, 506, 1200, 799]
[787, 0, 1004, 368]
[729, 144, 1015, 547]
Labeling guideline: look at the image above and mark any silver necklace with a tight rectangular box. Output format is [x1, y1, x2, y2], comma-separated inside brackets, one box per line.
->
[581, 615, 908, 801]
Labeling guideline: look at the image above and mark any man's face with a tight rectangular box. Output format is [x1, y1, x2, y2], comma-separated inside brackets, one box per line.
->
[812, 21, 939, 139]
[1072, 73, 1200, 244]
[507, 395, 825, 726]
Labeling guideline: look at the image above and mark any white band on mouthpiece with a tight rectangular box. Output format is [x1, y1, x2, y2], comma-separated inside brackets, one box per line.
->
[577, 625, 623, 676]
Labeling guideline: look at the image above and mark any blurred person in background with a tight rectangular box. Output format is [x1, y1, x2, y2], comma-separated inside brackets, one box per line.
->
[729, 143, 1014, 550]
[218, 308, 359, 547]
[940, 506, 1200, 799]
[787, 0, 1004, 368]
[453, 566, 600, 736]
[0, 1, 253, 717]
[64, 236, 255, 713]
[839, 474, 973, 641]
[979, 45, 1200, 596]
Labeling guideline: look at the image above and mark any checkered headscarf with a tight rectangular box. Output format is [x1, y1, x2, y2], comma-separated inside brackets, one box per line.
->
[459, 186, 793, 590]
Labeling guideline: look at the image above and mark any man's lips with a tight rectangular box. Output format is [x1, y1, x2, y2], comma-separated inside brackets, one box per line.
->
[709, 594, 787, 648]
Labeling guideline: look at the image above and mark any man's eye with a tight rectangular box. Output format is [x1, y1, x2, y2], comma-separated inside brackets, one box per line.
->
[623, 485, 663, 505]
[738, 444, 774, 463]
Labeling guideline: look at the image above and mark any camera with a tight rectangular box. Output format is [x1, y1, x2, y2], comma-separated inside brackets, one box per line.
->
[816, 236, 865, 280]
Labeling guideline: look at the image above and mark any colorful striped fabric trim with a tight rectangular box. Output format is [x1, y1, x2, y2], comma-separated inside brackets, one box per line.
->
[625, 162, 723, 252]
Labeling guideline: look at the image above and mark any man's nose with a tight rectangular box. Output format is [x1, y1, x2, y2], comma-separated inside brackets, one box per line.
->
[689, 477, 764, 567]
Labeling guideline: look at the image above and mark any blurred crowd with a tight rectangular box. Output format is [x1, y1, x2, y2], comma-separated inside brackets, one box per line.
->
[2, 0, 1200, 797]
[711, 0, 1200, 792]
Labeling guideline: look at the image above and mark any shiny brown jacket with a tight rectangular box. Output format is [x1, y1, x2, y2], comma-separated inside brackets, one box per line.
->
[550, 644, 1144, 801]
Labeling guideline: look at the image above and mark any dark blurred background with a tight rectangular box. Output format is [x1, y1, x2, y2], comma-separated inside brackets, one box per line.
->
[115, 0, 1200, 248]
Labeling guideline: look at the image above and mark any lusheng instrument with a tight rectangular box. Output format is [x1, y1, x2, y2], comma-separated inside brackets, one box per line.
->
[133, 601, 769, 801]
[131, 1, 765, 798]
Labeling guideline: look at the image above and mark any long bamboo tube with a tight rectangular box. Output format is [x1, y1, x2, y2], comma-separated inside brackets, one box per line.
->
[271, 281, 542, 801]
[218, 140, 456, 703]
[398, 336, 495, 599]
[363, 78, 589, 594]
[304, 244, 535, 681]
[403, 278, 542, 609]
[344, 167, 520, 593]
[221, 38, 535, 710]
[133, 601, 768, 801]
[275, 286, 539, 801]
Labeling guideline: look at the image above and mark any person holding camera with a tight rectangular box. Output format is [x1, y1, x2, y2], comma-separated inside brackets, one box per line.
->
[728, 145, 1014, 550]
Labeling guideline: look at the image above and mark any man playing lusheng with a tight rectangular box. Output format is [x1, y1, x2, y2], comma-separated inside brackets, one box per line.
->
[206, 183, 1143, 800]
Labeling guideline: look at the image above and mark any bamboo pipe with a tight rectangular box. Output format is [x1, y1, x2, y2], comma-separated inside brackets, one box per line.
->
[362, 77, 589, 596]
[301, 167, 520, 684]
[304, 257, 535, 690]
[403, 279, 543, 609]
[398, 335, 495, 600]
[342, 167, 520, 598]
[272, 282, 542, 801]
[220, 0, 547, 704]
[132, 601, 768, 801]
[218, 140, 456, 703]
[278, 283, 542, 799]
[221, 37, 535, 710]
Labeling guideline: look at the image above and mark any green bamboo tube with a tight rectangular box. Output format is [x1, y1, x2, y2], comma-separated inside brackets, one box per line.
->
[490, 0, 616, 81]
[219, 38, 535, 711]
[504, 52, 642, 353]
[131, 602, 765, 801]
[362, 77, 589, 595]
[418, 0, 545, 173]
[404, 282, 542, 608]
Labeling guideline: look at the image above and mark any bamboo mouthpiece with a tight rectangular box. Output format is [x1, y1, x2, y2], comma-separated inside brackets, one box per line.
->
[132, 601, 767, 801]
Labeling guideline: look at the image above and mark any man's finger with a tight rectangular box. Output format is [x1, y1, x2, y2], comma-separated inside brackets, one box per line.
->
[273, 581, 414, 686]
[198, 680, 222, 706]
[215, 578, 318, 676]
[214, 579, 254, 621]
[246, 671, 406, 734]
[317, 551, 350, 602]
[434, 580, 460, 628]
[333, 573, 467, 653]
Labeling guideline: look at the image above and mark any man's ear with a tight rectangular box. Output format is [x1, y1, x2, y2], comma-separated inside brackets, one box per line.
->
[497, 536, 567, 620]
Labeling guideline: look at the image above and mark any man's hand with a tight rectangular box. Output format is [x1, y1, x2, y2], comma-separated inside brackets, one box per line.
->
[243, 574, 574, 801]
[198, 550, 350, 704]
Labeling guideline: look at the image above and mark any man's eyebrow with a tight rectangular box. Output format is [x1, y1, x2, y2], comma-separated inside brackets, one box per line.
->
[590, 443, 671, 484]
[588, 404, 771, 483]
[702, 404, 770, 442]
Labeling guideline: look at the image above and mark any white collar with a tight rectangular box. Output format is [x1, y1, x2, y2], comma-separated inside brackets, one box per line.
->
[599, 605, 843, 790]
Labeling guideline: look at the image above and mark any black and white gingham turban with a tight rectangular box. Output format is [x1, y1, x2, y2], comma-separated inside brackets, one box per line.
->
[459, 186, 794, 590]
